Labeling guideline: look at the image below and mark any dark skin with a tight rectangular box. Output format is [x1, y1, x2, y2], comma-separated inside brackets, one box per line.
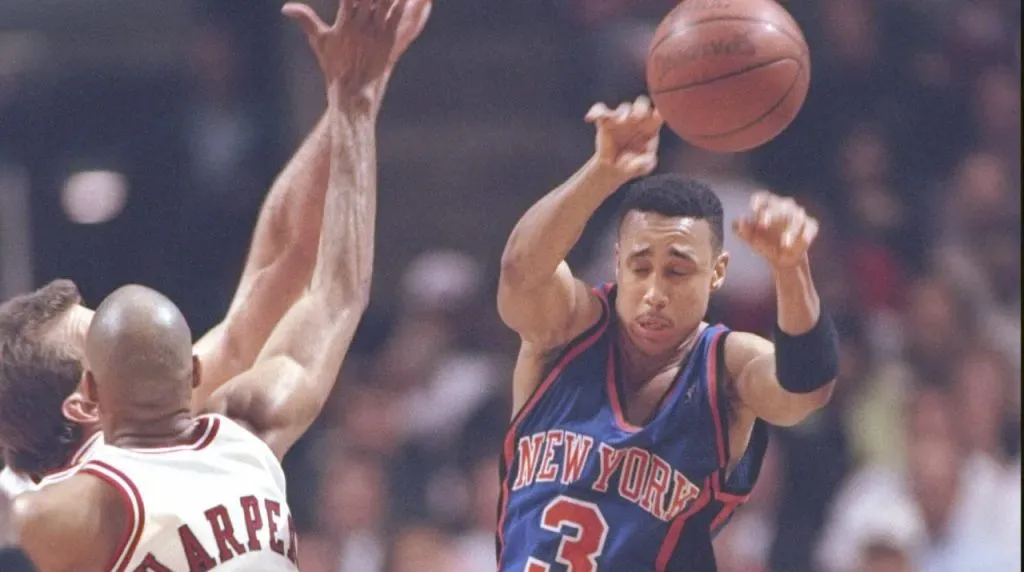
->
[11, 1, 432, 569]
[499, 97, 834, 475]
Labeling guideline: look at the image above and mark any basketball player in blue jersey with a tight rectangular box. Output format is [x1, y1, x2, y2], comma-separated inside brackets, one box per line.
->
[496, 97, 840, 571]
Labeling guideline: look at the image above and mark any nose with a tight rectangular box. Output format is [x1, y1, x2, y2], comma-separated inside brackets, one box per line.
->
[643, 279, 668, 310]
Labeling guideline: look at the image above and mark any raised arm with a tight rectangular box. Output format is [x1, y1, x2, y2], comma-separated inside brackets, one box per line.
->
[190, 0, 430, 408]
[725, 193, 839, 428]
[203, 0, 425, 460]
[497, 97, 663, 351]
[189, 116, 330, 408]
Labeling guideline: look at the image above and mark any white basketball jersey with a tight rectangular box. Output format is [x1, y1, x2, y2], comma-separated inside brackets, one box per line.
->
[0, 431, 103, 498]
[74, 414, 299, 571]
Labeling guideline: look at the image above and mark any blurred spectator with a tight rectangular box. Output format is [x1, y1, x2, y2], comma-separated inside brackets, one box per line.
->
[452, 456, 503, 569]
[818, 386, 1018, 572]
[314, 451, 391, 572]
[901, 276, 972, 388]
[388, 524, 457, 572]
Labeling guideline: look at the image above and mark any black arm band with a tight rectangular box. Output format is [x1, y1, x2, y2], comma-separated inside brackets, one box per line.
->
[773, 310, 840, 394]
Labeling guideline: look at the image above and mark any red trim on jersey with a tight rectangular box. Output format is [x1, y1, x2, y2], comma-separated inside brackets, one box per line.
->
[705, 331, 728, 468]
[194, 418, 220, 451]
[708, 474, 749, 533]
[79, 460, 146, 571]
[70, 431, 102, 465]
[605, 345, 644, 433]
[496, 287, 612, 569]
[36, 431, 103, 486]
[124, 417, 221, 454]
[654, 476, 714, 572]
[711, 499, 743, 533]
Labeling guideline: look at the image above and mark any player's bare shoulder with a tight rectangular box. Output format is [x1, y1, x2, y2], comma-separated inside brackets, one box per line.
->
[499, 261, 604, 351]
[12, 472, 124, 570]
[508, 281, 610, 417]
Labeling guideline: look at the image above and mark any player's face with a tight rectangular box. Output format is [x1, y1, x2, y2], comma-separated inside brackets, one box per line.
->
[45, 304, 101, 425]
[0, 282, 96, 472]
[615, 212, 727, 356]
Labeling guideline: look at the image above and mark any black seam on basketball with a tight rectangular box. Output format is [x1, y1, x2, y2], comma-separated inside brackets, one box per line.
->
[690, 62, 804, 139]
[649, 15, 808, 60]
[651, 57, 791, 92]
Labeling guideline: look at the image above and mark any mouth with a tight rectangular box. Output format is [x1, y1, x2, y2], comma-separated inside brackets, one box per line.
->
[633, 314, 673, 341]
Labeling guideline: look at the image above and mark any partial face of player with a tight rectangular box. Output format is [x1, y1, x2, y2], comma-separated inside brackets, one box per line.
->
[0, 282, 98, 472]
[48, 304, 100, 426]
[614, 211, 727, 356]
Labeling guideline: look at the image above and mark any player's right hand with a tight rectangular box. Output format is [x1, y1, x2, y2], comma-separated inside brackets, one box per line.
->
[586, 96, 664, 180]
[282, 0, 410, 97]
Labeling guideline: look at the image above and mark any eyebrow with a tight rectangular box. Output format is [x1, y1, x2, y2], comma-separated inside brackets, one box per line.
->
[626, 246, 698, 263]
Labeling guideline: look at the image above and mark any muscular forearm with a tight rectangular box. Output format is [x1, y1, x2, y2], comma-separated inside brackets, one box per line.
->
[309, 86, 376, 310]
[773, 257, 820, 334]
[236, 114, 330, 286]
[193, 115, 332, 400]
[501, 158, 626, 288]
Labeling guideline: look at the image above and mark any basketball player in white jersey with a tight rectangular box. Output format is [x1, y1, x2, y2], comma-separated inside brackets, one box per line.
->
[9, 1, 418, 569]
[0, 0, 430, 502]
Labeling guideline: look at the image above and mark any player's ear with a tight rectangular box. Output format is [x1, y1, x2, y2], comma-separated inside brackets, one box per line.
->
[711, 251, 729, 292]
[61, 392, 99, 425]
[191, 355, 202, 389]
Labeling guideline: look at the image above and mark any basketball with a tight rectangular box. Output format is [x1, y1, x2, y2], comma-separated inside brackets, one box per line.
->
[646, 0, 811, 152]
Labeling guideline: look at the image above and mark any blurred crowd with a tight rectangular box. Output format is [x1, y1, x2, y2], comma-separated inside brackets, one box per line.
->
[1, 0, 1021, 571]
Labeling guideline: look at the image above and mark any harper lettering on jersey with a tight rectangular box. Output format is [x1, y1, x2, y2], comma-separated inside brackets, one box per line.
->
[133, 495, 297, 571]
[511, 429, 701, 522]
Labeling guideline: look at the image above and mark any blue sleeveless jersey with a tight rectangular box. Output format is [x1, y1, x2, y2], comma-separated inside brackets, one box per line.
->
[497, 284, 768, 572]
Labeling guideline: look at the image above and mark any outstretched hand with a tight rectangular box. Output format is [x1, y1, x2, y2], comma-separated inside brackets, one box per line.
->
[282, 0, 413, 98]
[585, 96, 664, 181]
[733, 192, 819, 269]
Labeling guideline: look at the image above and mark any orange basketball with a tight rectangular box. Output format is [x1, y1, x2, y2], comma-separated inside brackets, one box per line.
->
[646, 0, 811, 152]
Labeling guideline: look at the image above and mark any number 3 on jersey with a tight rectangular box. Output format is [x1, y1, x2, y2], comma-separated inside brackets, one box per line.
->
[525, 496, 609, 572]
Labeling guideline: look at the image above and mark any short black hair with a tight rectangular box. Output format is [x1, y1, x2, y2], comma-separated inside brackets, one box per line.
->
[615, 174, 725, 252]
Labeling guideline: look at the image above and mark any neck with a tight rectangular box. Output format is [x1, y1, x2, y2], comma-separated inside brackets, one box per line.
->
[103, 408, 196, 449]
[616, 323, 706, 389]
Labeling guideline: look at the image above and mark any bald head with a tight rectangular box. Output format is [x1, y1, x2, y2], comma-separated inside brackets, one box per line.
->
[85, 285, 195, 409]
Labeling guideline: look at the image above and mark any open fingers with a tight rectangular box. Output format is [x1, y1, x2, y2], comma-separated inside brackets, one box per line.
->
[282, 3, 329, 38]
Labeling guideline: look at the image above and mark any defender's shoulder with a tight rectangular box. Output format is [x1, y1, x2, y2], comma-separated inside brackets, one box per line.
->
[14, 471, 128, 570]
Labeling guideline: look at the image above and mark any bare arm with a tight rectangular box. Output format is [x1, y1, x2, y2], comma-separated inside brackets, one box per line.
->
[498, 159, 620, 349]
[188, 0, 431, 408]
[12, 476, 123, 572]
[190, 115, 331, 408]
[728, 206, 836, 428]
[498, 98, 663, 350]
[204, 0, 410, 460]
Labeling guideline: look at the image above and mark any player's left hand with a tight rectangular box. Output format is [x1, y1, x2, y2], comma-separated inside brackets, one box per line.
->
[732, 192, 819, 269]
[283, 0, 408, 97]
